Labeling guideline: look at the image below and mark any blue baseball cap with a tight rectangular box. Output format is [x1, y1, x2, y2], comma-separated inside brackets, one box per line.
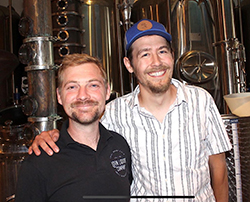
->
[125, 19, 172, 51]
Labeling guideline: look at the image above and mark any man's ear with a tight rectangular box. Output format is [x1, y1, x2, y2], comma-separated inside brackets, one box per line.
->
[123, 57, 134, 73]
[171, 50, 174, 59]
[57, 88, 62, 105]
[106, 84, 111, 101]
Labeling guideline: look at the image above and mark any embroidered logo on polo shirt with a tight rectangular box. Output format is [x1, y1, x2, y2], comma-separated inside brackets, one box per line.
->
[110, 150, 127, 177]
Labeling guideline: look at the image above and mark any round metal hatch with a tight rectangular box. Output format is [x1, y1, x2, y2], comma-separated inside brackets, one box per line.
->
[176, 50, 217, 84]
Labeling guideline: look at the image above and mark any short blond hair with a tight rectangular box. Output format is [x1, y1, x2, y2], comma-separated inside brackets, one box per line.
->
[57, 53, 108, 91]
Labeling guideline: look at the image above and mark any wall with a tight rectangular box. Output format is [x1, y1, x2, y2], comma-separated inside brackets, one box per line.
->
[0, 0, 23, 15]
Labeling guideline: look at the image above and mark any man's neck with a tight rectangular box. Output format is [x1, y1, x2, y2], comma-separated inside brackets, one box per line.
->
[67, 120, 100, 151]
[138, 84, 177, 123]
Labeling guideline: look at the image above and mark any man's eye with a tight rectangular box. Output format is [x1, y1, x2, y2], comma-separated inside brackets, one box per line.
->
[88, 83, 101, 89]
[67, 86, 75, 90]
[159, 50, 167, 54]
[91, 84, 99, 88]
[141, 53, 149, 57]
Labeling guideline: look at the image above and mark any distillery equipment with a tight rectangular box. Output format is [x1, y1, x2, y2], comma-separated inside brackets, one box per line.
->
[0, 4, 27, 202]
[222, 115, 250, 202]
[0, 0, 250, 201]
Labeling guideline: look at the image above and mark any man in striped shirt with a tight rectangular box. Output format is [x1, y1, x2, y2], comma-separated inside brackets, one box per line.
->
[29, 19, 231, 201]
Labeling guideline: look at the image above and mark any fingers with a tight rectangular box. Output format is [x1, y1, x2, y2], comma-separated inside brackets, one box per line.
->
[28, 146, 33, 155]
[28, 136, 41, 156]
[48, 129, 60, 153]
[50, 129, 60, 142]
[28, 129, 60, 156]
[29, 140, 42, 156]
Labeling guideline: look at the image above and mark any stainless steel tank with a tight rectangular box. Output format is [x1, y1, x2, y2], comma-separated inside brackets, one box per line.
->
[171, 0, 221, 108]
[81, 0, 125, 97]
[241, 0, 250, 90]
[171, 0, 246, 112]
[51, 0, 85, 65]
[130, 0, 171, 39]
[0, 106, 29, 202]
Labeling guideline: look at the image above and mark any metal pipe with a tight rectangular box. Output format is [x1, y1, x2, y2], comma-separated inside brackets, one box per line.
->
[8, 0, 13, 53]
[115, 0, 125, 95]
[221, 0, 228, 39]
[20, 0, 59, 136]
[237, 0, 244, 44]
[8, 0, 16, 105]
[117, 0, 134, 92]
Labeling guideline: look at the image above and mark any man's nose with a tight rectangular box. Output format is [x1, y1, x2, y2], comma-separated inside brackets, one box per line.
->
[152, 54, 162, 66]
[76, 86, 90, 100]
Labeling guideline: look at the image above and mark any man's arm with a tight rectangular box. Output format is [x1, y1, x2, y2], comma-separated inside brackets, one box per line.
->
[209, 152, 228, 202]
[28, 129, 60, 156]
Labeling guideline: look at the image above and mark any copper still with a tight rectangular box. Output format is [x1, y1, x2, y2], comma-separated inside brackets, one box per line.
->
[1, 2, 60, 200]
[18, 0, 59, 135]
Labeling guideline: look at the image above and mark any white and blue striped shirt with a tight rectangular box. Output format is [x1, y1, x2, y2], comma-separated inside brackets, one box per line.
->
[101, 78, 232, 201]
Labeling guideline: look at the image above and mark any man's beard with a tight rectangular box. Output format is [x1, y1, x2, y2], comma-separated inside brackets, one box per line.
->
[146, 78, 171, 94]
[71, 110, 100, 125]
[70, 100, 101, 125]
[135, 65, 172, 94]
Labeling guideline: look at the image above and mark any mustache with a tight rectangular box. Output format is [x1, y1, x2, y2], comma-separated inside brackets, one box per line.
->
[145, 65, 169, 73]
[71, 100, 98, 108]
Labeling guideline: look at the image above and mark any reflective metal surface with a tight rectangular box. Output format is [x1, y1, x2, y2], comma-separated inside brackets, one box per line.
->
[19, 37, 54, 67]
[176, 50, 217, 84]
[51, 0, 83, 13]
[20, 0, 58, 141]
[222, 115, 250, 202]
[51, 0, 84, 65]
[0, 106, 29, 202]
[131, 0, 171, 33]
[81, 0, 123, 96]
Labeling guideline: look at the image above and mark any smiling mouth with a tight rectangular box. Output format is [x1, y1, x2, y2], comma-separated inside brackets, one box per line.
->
[148, 70, 166, 77]
[75, 104, 94, 108]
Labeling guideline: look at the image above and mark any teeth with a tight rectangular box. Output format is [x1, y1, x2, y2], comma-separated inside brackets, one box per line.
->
[149, 70, 165, 76]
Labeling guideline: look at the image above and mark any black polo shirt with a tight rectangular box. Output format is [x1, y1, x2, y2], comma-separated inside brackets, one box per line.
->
[15, 120, 132, 202]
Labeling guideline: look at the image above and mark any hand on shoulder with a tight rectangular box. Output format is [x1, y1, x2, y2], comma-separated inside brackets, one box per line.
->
[28, 129, 60, 156]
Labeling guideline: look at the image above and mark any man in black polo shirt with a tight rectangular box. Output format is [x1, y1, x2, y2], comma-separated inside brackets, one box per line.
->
[15, 53, 132, 202]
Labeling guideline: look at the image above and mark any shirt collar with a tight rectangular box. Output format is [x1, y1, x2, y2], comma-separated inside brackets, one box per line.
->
[59, 119, 113, 149]
[171, 78, 189, 105]
[128, 85, 140, 108]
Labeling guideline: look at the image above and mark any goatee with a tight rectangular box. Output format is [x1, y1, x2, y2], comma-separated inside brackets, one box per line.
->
[136, 65, 172, 94]
[71, 111, 100, 125]
[70, 99, 100, 125]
